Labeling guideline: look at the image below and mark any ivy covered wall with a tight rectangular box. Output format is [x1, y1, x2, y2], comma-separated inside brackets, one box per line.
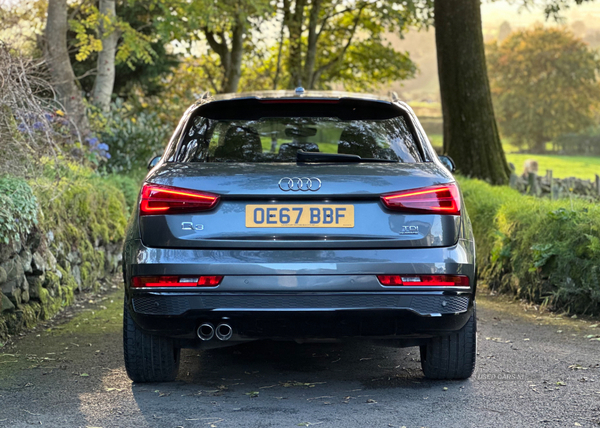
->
[0, 165, 138, 343]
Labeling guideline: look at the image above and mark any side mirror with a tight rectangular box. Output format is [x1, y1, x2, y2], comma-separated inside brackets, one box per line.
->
[147, 155, 161, 170]
[438, 155, 455, 173]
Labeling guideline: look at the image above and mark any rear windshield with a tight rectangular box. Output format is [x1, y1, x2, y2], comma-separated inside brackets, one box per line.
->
[175, 116, 422, 163]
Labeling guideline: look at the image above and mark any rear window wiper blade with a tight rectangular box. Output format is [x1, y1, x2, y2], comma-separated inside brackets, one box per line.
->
[296, 150, 398, 163]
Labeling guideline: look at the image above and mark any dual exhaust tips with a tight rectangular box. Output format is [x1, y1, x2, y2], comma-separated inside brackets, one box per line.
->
[197, 323, 232, 341]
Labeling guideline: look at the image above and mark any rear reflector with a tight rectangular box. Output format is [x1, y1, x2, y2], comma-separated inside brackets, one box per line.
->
[132, 276, 223, 287]
[377, 274, 469, 287]
[381, 184, 461, 215]
[140, 184, 219, 216]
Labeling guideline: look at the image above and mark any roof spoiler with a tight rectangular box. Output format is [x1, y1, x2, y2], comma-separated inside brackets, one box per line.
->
[193, 97, 405, 121]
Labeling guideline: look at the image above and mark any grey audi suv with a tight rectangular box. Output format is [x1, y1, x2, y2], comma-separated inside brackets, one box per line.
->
[122, 90, 477, 382]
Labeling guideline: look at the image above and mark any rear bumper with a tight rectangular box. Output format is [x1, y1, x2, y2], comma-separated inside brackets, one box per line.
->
[123, 239, 476, 343]
[127, 291, 474, 341]
[123, 238, 476, 278]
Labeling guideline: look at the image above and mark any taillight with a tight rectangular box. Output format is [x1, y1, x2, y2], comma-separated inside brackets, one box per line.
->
[377, 274, 469, 287]
[132, 275, 223, 287]
[140, 184, 219, 216]
[381, 184, 461, 215]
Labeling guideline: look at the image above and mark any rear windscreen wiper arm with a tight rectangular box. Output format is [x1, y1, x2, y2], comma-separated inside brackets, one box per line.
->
[296, 150, 398, 163]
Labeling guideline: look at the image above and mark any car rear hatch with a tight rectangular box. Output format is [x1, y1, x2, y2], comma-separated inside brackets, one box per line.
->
[139, 162, 460, 249]
[138, 94, 460, 249]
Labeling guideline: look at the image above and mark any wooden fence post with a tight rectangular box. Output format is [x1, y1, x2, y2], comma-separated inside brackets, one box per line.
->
[508, 163, 518, 188]
[547, 169, 555, 200]
[527, 172, 539, 196]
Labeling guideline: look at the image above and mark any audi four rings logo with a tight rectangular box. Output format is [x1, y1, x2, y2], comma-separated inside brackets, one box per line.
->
[278, 177, 322, 191]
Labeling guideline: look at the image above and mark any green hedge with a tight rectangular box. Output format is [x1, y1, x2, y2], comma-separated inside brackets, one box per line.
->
[35, 163, 138, 248]
[460, 177, 600, 315]
[103, 171, 144, 211]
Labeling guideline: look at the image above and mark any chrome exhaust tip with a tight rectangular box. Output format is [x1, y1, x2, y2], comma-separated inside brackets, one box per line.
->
[197, 323, 215, 341]
[215, 323, 233, 341]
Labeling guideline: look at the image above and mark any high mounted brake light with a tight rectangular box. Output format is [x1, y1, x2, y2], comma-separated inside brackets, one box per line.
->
[381, 184, 461, 215]
[377, 275, 469, 287]
[259, 99, 339, 104]
[132, 275, 223, 287]
[140, 184, 219, 216]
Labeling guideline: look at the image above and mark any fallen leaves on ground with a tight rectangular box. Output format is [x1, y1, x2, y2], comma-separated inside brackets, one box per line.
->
[281, 381, 326, 388]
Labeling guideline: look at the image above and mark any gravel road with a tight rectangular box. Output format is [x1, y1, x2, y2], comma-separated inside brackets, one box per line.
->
[0, 289, 599, 428]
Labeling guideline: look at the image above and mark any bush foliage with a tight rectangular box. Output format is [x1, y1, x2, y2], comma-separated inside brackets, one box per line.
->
[553, 128, 600, 156]
[99, 99, 172, 174]
[461, 177, 600, 314]
[0, 176, 38, 244]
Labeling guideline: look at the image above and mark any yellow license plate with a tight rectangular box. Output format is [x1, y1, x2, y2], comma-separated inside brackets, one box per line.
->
[245, 205, 354, 228]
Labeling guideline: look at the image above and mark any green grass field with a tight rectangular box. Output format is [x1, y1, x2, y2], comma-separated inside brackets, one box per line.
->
[504, 153, 600, 180]
[427, 134, 600, 181]
[428, 134, 443, 150]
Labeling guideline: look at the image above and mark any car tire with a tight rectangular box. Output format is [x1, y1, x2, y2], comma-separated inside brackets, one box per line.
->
[420, 309, 477, 380]
[123, 301, 180, 382]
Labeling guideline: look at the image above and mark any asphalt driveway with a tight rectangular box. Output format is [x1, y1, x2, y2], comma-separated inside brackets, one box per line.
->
[0, 289, 598, 428]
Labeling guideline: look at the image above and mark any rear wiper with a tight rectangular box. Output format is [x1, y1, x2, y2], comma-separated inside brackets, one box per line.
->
[296, 150, 398, 163]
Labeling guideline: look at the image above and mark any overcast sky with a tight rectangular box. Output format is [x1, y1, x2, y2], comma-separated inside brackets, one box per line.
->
[481, 0, 600, 28]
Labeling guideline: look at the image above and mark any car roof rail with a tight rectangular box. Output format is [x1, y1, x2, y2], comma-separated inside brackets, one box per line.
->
[389, 91, 399, 102]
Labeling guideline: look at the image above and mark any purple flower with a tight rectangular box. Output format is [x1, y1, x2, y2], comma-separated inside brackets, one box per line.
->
[17, 123, 26, 132]
[44, 113, 54, 122]
[86, 136, 99, 146]
[97, 143, 109, 151]
[105, 153, 111, 159]
[33, 121, 44, 130]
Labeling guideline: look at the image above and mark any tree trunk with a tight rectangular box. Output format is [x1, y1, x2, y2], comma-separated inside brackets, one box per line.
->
[303, 0, 322, 89]
[531, 139, 547, 154]
[286, 0, 307, 88]
[45, 0, 90, 136]
[221, 17, 244, 93]
[273, 14, 286, 89]
[92, 0, 119, 111]
[434, 0, 509, 184]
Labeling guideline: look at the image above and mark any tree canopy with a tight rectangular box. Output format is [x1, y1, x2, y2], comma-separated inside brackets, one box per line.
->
[487, 26, 600, 152]
[5, 0, 595, 179]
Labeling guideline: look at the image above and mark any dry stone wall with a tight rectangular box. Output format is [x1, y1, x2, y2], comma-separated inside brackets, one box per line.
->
[509, 172, 600, 201]
[0, 226, 122, 341]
